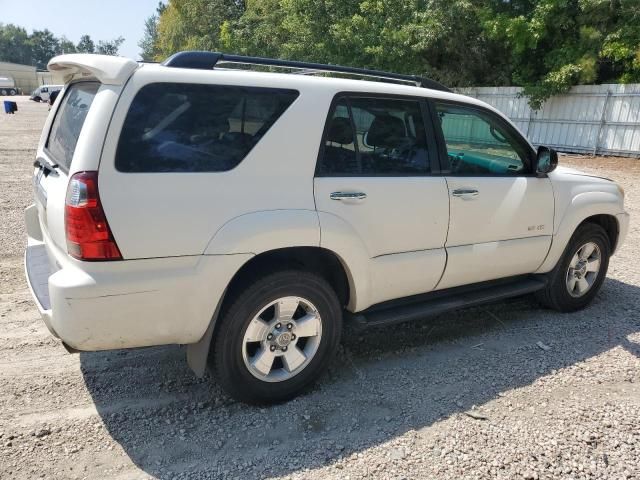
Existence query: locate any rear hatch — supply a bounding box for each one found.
[34,82,100,255]
[33,54,138,261]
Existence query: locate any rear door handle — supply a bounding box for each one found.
[451,188,479,197]
[330,191,367,201]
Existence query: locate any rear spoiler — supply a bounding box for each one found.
[47,54,138,85]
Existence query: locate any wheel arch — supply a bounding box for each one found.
[536,205,621,274]
[580,214,619,252]
[187,246,354,377]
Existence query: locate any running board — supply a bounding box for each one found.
[350,276,547,328]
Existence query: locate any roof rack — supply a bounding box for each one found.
[161,51,452,93]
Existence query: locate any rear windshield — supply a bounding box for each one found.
[46,82,100,171]
[115,83,299,173]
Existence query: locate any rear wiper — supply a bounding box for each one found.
[33,158,59,177]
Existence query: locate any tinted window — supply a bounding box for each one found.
[318,96,429,176]
[435,103,530,175]
[115,83,299,172]
[47,82,100,170]
[319,99,358,174]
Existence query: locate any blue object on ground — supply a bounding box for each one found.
[3,101,18,114]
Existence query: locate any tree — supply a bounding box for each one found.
[151,0,640,108]
[156,0,244,58]
[58,36,77,54]
[139,2,166,61]
[482,0,640,107]
[97,36,125,55]
[29,29,59,69]
[76,34,95,53]
[0,23,32,64]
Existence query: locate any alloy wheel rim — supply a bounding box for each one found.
[242,296,322,382]
[566,242,601,298]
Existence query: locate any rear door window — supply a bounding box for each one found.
[317,96,429,176]
[46,82,100,171]
[115,83,299,172]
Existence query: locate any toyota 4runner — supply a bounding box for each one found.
[25,52,630,404]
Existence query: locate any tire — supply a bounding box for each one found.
[536,223,610,312]
[211,270,342,404]
[0,89,6,96]
[9,89,16,96]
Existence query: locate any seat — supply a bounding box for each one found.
[322,117,359,174]
[366,114,406,149]
[363,114,427,173]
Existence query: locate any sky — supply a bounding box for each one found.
[0,0,161,60]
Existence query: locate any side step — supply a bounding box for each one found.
[350,275,547,328]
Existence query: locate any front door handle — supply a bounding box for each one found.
[451,188,479,197]
[330,191,367,201]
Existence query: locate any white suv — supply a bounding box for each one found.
[25,52,630,403]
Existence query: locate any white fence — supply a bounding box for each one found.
[458,84,640,158]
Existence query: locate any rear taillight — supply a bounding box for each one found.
[65,171,122,261]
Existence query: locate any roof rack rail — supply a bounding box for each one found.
[161,51,452,93]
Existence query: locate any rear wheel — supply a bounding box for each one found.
[537,223,610,312]
[8,89,16,96]
[211,270,342,404]
[0,89,7,96]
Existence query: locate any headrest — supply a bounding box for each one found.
[366,115,405,149]
[326,117,354,145]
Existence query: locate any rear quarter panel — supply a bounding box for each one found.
[98,67,332,259]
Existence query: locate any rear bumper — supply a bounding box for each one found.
[24,242,56,336]
[24,205,252,351]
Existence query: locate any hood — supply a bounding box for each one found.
[553,165,613,182]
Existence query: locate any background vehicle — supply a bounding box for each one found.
[0,75,18,96]
[25,53,629,404]
[29,84,63,102]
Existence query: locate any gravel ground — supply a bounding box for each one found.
[0,96,638,480]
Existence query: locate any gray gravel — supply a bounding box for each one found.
[0,96,639,479]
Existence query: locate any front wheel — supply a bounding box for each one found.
[211,270,342,404]
[537,223,610,312]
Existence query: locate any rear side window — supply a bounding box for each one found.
[115,83,299,172]
[317,96,429,176]
[47,82,100,171]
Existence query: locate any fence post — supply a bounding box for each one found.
[526,107,534,137]
[593,90,612,156]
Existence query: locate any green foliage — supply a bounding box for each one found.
[483,0,640,107]
[58,36,77,54]
[97,37,125,56]
[29,30,59,69]
[0,24,32,65]
[147,0,640,108]
[76,35,96,53]
[139,4,166,61]
[0,26,124,69]
[156,0,243,59]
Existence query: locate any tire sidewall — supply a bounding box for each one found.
[214,271,342,403]
[551,225,610,310]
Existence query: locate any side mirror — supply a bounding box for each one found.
[535,146,558,176]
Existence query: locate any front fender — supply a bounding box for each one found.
[536,191,624,273]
